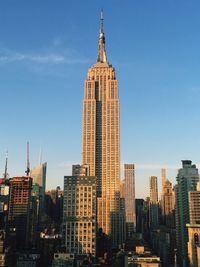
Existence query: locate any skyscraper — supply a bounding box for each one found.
[82,12,120,245]
[149,176,159,229]
[161,179,175,227]
[30,162,47,221]
[124,164,136,237]
[161,168,166,190]
[175,160,199,267]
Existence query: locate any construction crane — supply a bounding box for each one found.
[3,150,8,180]
[25,142,30,176]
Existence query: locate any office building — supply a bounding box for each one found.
[30,163,47,211]
[124,164,136,237]
[175,160,199,267]
[187,224,200,267]
[63,175,97,257]
[82,12,121,245]
[187,181,200,267]
[189,181,200,225]
[149,176,159,228]
[120,179,126,244]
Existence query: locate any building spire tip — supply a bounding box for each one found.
[100,9,104,33]
[97,9,107,63]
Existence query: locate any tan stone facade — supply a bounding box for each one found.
[82,14,121,245]
[187,224,200,267]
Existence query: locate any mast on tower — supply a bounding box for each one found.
[97,10,107,63]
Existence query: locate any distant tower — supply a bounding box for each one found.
[124,164,136,237]
[161,179,175,227]
[175,160,199,267]
[149,176,159,228]
[30,162,47,219]
[82,11,121,245]
[161,168,166,190]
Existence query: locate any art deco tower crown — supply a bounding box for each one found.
[82,12,121,245]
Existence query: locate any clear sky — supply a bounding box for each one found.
[1,0,200,198]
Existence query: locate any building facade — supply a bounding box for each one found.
[30,163,47,205]
[187,181,200,267]
[7,176,32,249]
[187,224,200,267]
[175,160,199,267]
[161,179,175,227]
[82,12,120,245]
[63,175,97,257]
[124,164,136,237]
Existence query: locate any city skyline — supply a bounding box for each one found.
[1,1,200,198]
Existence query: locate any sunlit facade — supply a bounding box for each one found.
[82,13,120,245]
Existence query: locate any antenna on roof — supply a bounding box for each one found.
[100,8,104,33]
[25,142,30,176]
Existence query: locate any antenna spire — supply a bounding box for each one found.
[100,9,104,33]
[97,10,107,63]
[25,142,30,176]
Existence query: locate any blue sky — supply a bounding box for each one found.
[1,0,200,197]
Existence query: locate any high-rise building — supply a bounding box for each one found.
[7,176,32,249]
[149,176,159,229]
[161,168,166,190]
[0,179,9,230]
[187,224,200,267]
[124,164,136,237]
[161,179,175,227]
[120,179,126,244]
[175,160,199,267]
[135,199,144,233]
[82,12,120,245]
[30,162,47,201]
[63,174,97,257]
[188,181,200,225]
[187,181,200,267]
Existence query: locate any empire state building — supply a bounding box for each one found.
[82,12,121,245]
